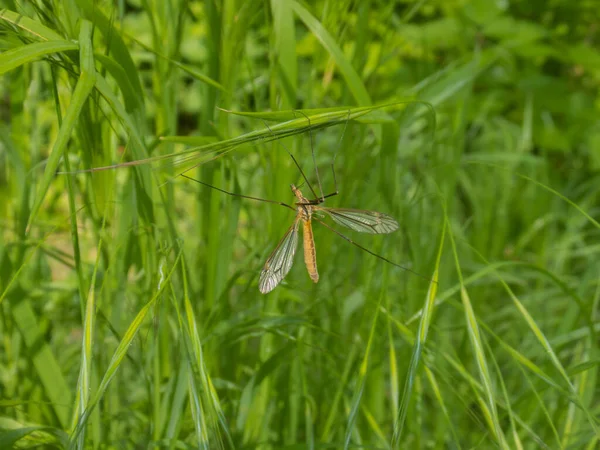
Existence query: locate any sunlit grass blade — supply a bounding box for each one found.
[519,364,561,448]
[69,250,182,445]
[178,259,234,448]
[320,344,358,442]
[423,366,462,448]
[343,285,386,450]
[0,8,64,41]
[28,21,96,228]
[75,0,144,101]
[71,238,101,448]
[58,102,429,179]
[271,0,297,107]
[446,213,509,448]
[384,304,554,446]
[290,1,371,104]
[0,423,69,448]
[0,40,78,75]
[392,219,445,446]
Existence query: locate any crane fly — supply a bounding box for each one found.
[256,184,399,293]
[179,111,422,293]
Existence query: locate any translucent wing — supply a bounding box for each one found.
[259,218,300,293]
[315,207,399,234]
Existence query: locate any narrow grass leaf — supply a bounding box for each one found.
[487,340,524,450]
[93,53,144,114]
[187,362,210,449]
[468,247,600,438]
[271,0,297,106]
[392,220,445,446]
[60,102,421,176]
[459,286,508,448]
[0,40,77,75]
[320,344,358,442]
[361,405,388,447]
[387,320,399,418]
[119,31,227,93]
[75,0,144,100]
[423,367,462,448]
[10,300,72,428]
[0,426,69,448]
[411,51,497,107]
[28,21,96,228]
[519,365,562,448]
[69,250,182,445]
[71,238,102,448]
[291,1,371,105]
[181,259,234,448]
[386,305,553,447]
[444,192,509,447]
[159,136,218,145]
[0,9,64,41]
[465,162,600,230]
[343,293,384,449]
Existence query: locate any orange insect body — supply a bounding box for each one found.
[302,220,319,283]
[292,184,319,284]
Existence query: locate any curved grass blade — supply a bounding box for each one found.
[0,8,64,41]
[467,246,600,439]
[171,258,234,449]
[271,0,297,107]
[290,1,371,105]
[446,225,510,448]
[0,425,69,449]
[59,102,431,176]
[28,21,96,228]
[75,0,144,101]
[124,33,227,93]
[71,237,102,448]
[0,40,78,75]
[69,250,182,446]
[392,219,446,446]
[343,287,382,450]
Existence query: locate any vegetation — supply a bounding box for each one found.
[1,0,599,448]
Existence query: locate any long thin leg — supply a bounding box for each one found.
[314,218,436,283]
[180,174,296,211]
[300,110,352,205]
[295,109,352,204]
[296,191,339,207]
[294,110,325,202]
[261,119,320,201]
[328,109,351,198]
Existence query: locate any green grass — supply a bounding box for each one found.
[1,1,600,448]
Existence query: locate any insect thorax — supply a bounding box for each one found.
[297,203,312,221]
[290,184,313,221]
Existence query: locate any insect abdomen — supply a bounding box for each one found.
[302,219,319,283]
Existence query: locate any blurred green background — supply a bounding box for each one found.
[1,0,599,448]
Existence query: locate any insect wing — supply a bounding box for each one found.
[259,219,300,293]
[316,207,399,234]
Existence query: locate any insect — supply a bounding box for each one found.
[259,184,399,293]
[181,112,414,294]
